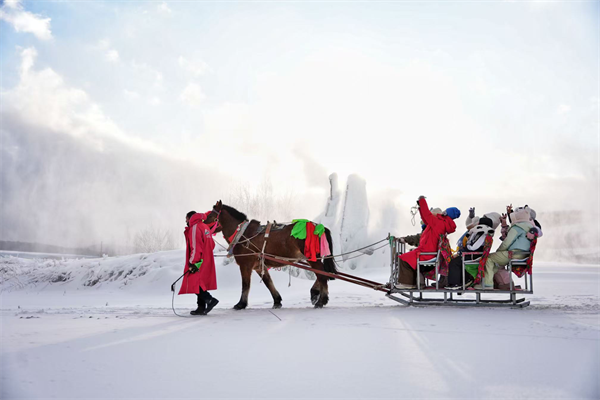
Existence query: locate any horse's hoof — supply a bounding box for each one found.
[321,296,329,306]
[233,303,247,310]
[272,303,282,309]
[314,303,324,309]
[311,294,320,305]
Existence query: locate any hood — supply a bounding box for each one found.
[189,213,206,227]
[441,214,457,234]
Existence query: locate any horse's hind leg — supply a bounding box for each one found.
[310,280,321,305]
[255,268,282,309]
[308,260,329,308]
[234,264,253,310]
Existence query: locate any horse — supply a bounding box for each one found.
[204,200,337,309]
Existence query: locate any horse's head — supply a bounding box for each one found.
[204,200,223,233]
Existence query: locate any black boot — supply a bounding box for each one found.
[204,298,219,315]
[190,300,206,316]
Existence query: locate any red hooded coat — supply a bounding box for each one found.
[400,198,457,270]
[179,213,217,294]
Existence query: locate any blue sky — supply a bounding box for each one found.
[0,0,598,247]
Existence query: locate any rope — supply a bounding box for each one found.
[410,206,418,227]
[171,286,193,318]
[333,243,389,261]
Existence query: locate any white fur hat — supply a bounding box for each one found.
[466,216,480,230]
[512,207,531,224]
[430,208,442,215]
[483,212,501,230]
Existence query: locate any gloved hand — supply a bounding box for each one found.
[526,228,538,240]
[399,237,406,244]
[468,207,475,219]
[188,259,203,274]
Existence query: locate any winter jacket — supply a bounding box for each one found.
[400,198,457,269]
[497,222,533,253]
[179,213,217,295]
[403,233,421,247]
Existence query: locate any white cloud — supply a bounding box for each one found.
[96,39,120,63]
[106,49,120,63]
[123,89,141,100]
[178,56,210,77]
[0,0,52,40]
[3,0,21,10]
[558,104,572,114]
[131,61,163,88]
[179,82,206,106]
[6,46,165,155]
[157,2,172,15]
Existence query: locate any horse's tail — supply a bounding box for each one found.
[323,228,337,280]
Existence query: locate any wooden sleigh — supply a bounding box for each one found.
[386,235,536,308]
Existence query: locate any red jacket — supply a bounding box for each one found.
[400,198,456,270]
[179,213,217,294]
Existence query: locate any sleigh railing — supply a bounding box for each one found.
[386,235,535,308]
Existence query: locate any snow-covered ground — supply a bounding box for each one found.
[1,250,598,399]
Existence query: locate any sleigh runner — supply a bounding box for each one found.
[386,235,535,308]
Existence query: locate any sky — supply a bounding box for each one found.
[0,0,598,252]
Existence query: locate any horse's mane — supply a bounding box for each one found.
[222,204,248,221]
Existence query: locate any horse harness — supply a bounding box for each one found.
[225,217,287,259]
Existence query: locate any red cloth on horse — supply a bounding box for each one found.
[179,213,217,295]
[400,198,457,270]
[305,222,320,262]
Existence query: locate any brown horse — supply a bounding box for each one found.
[204,200,337,309]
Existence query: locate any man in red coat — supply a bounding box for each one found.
[179,211,219,315]
[396,196,460,289]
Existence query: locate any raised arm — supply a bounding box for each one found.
[418,196,435,227]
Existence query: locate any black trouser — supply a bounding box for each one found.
[447,255,476,286]
[197,287,214,308]
[398,260,434,285]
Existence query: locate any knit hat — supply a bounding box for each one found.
[526,207,536,220]
[478,216,493,228]
[430,207,443,215]
[445,207,461,220]
[483,212,501,230]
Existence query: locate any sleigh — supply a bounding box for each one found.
[386,235,535,308]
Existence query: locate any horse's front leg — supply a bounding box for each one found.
[255,268,283,309]
[234,263,253,310]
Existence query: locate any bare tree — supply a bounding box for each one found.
[133,225,176,253]
[226,177,298,222]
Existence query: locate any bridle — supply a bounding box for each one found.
[206,207,222,236]
[208,205,250,245]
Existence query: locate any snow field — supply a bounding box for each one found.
[1,251,598,399]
